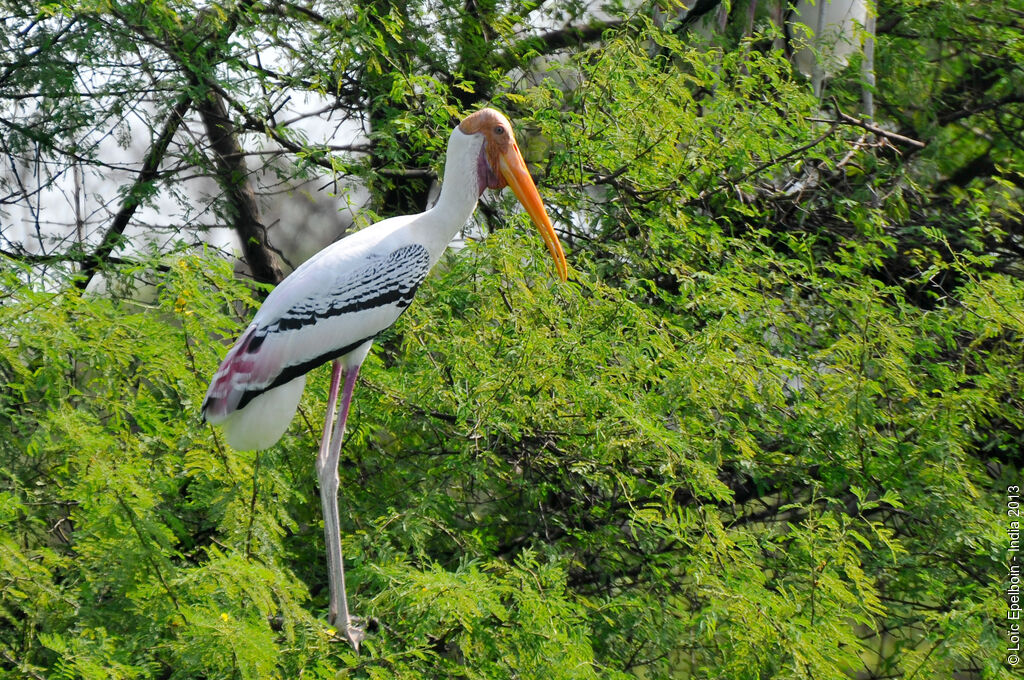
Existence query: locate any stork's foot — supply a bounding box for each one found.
[342,619,366,652]
[329,614,368,652]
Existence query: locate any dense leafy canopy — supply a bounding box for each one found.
[1,0,1022,678]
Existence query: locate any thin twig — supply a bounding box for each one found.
[808,111,926,148]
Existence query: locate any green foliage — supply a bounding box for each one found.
[2,1,1023,678]
[0,256,338,678]
[2,221,1019,677]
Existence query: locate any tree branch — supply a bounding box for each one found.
[2,247,171,274]
[176,3,284,286]
[491,18,636,72]
[193,86,284,285]
[808,109,926,148]
[76,93,192,290]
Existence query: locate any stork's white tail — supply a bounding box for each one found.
[201,322,308,450]
[212,376,306,451]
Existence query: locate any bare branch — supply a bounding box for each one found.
[1,246,171,274]
[808,109,926,148]
[76,94,192,290]
[194,87,284,285]
[492,17,637,71]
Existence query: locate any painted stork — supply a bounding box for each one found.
[200,108,568,650]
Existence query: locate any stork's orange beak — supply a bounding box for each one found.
[498,146,568,282]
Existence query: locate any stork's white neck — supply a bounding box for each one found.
[418,127,484,260]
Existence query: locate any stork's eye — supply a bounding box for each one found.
[494,125,505,136]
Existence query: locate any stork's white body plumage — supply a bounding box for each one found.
[202,123,489,449]
[200,108,567,651]
[204,215,441,449]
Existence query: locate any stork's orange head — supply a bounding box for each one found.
[459,108,567,281]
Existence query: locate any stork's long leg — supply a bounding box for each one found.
[316,360,365,651]
[319,361,343,456]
